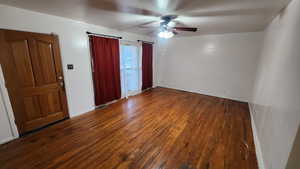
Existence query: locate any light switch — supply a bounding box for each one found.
[67,64,74,70]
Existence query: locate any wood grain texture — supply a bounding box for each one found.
[0,87,258,169]
[0,29,69,134]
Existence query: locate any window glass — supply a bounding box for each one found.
[120,44,140,96]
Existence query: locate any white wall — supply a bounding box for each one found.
[157,32,263,102]
[286,127,300,169]
[250,0,300,169]
[0,4,153,117]
[0,4,154,141]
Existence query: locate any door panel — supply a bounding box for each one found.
[39,91,62,115]
[0,29,69,134]
[49,92,62,113]
[11,40,35,87]
[24,96,43,120]
[34,40,57,85]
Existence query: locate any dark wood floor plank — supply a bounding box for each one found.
[0,87,258,169]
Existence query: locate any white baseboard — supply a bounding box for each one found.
[0,135,17,145]
[157,84,248,102]
[70,106,95,118]
[249,103,266,169]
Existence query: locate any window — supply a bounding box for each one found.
[120,43,141,97]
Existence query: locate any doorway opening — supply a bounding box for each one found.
[120,43,141,98]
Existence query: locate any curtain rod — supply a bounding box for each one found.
[137,40,154,44]
[86,31,122,39]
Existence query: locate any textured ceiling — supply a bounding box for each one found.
[0,0,291,36]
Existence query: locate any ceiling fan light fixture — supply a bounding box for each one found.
[158,30,174,39]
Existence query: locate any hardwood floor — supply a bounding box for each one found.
[0,87,258,169]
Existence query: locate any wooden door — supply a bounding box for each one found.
[0,29,69,134]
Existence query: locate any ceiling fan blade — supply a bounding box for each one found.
[137,21,160,28]
[172,30,179,35]
[173,0,194,11]
[147,29,159,36]
[173,20,187,27]
[172,27,198,32]
[182,8,270,17]
[118,21,157,31]
[88,0,162,16]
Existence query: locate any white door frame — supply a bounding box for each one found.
[120,40,142,98]
[0,64,19,143]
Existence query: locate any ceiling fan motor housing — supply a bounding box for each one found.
[161,15,178,25]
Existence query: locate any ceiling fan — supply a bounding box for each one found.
[157,15,198,39]
[88,0,198,38]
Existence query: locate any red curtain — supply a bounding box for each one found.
[90,36,121,106]
[142,42,153,90]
